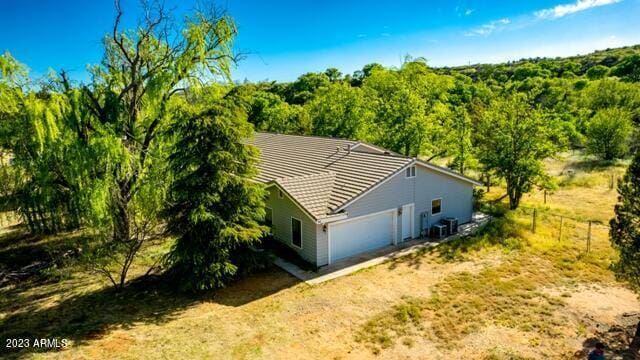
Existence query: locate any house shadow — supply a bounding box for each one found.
[0,267,299,358]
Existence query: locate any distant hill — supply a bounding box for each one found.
[438,45,640,82]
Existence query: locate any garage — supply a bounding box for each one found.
[328,210,396,263]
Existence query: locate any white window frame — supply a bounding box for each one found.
[405,165,416,178]
[431,198,442,216]
[291,217,303,249]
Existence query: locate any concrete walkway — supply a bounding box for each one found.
[274,212,491,285]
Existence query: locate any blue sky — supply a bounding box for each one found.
[1,0,639,82]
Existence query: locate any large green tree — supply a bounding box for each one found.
[306,83,373,139]
[586,108,633,160]
[610,150,640,357]
[67,0,238,287]
[477,94,562,209]
[610,149,640,288]
[164,98,267,291]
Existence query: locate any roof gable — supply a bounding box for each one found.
[248,132,479,219]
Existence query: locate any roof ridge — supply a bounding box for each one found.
[347,150,412,160]
[255,131,358,144]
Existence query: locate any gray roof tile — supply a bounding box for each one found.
[247,133,412,219]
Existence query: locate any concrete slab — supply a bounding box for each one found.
[273,212,491,285]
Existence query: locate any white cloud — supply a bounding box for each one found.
[465,18,511,37]
[535,0,622,19]
[465,9,474,16]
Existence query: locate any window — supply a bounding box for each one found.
[291,218,302,248]
[431,198,442,215]
[264,207,273,227]
[405,165,416,178]
[278,190,284,199]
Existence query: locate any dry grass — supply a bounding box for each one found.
[1,153,638,359]
[355,296,426,353]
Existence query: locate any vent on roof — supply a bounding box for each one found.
[347,144,352,154]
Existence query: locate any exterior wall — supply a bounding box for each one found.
[343,169,415,241]
[413,165,474,237]
[314,170,414,266]
[316,164,474,266]
[265,187,318,265]
[315,224,329,266]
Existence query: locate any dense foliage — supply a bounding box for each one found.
[0,2,263,289]
[476,94,562,209]
[610,149,640,289]
[164,95,268,291]
[1,0,639,292]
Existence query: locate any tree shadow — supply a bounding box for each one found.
[573,337,630,359]
[0,224,36,251]
[386,246,430,271]
[563,158,627,173]
[0,230,90,271]
[0,268,299,358]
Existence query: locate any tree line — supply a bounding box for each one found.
[1,1,639,291]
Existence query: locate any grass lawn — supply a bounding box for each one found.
[1,153,639,359]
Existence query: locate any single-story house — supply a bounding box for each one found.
[247,132,481,267]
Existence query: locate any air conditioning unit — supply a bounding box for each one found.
[431,224,448,239]
[442,217,459,235]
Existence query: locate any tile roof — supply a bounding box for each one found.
[247,133,412,219]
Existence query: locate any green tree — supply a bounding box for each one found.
[610,149,640,288]
[586,65,609,80]
[164,99,267,291]
[324,67,342,82]
[284,72,330,104]
[586,108,633,160]
[306,83,373,139]
[609,150,640,356]
[69,1,237,288]
[363,68,430,156]
[512,63,551,81]
[363,62,454,158]
[477,94,562,209]
[611,54,640,82]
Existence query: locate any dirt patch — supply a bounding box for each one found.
[563,285,640,326]
[455,325,541,359]
[543,285,640,358]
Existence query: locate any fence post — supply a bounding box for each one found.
[544,190,547,204]
[532,209,537,234]
[587,221,592,253]
[558,216,564,241]
[610,173,615,190]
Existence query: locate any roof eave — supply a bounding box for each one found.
[414,160,483,186]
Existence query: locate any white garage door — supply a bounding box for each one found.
[329,210,395,263]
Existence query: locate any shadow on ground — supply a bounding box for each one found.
[0,268,299,359]
[386,215,514,271]
[563,158,628,173]
[0,224,93,273]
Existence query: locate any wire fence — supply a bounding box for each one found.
[516,206,610,253]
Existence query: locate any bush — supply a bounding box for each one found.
[586,108,633,160]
